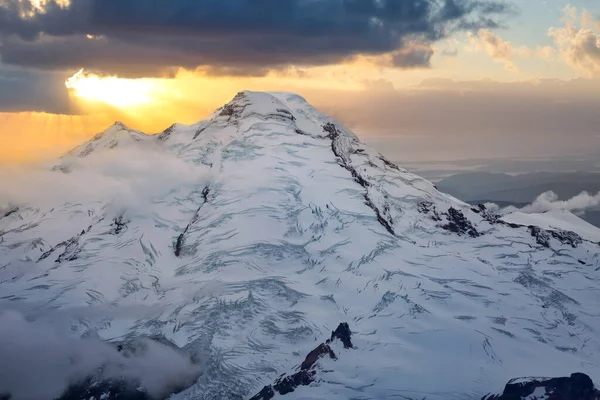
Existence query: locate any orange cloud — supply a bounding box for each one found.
[466,29,532,71]
[549,6,600,77]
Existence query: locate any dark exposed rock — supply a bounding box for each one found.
[482,212,501,225]
[418,201,442,222]
[330,322,353,349]
[550,230,583,248]
[157,124,177,141]
[294,128,308,136]
[442,207,480,238]
[55,237,80,263]
[497,220,522,229]
[249,323,353,400]
[2,207,19,218]
[219,103,236,117]
[529,226,551,248]
[322,122,338,138]
[528,226,583,249]
[324,123,394,236]
[483,372,600,400]
[276,108,296,121]
[218,92,249,122]
[175,186,211,257]
[174,232,186,257]
[378,155,400,171]
[111,215,128,235]
[364,195,395,236]
[193,126,206,140]
[38,226,90,263]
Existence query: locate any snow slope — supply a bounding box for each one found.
[1,91,600,400]
[502,209,600,243]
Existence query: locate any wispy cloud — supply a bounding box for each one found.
[466,29,532,71]
[0,144,210,215]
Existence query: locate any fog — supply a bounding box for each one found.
[0,309,202,400]
[0,144,210,216]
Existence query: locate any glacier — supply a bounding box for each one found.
[1,91,600,400]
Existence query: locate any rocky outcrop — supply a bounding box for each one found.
[550,229,583,248]
[528,226,583,249]
[157,124,178,141]
[175,186,211,257]
[249,323,353,400]
[38,225,92,263]
[418,201,442,221]
[483,373,600,400]
[325,122,395,236]
[529,225,552,248]
[442,207,480,238]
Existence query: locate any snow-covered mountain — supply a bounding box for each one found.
[1,91,600,400]
[67,121,151,157]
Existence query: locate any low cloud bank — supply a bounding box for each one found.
[486,190,600,216]
[0,309,201,400]
[0,144,210,216]
[521,191,600,214]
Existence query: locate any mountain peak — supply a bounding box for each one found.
[214,91,302,123]
[112,120,128,129]
[63,120,150,158]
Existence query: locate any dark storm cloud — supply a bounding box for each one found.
[0,0,515,77]
[391,46,435,68]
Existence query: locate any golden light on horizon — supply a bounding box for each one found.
[6,0,71,18]
[65,69,160,108]
[0,66,373,163]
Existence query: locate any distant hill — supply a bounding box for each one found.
[438,171,600,202]
[439,171,600,227]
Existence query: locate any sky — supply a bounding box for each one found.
[0,0,599,164]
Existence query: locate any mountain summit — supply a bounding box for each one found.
[1,91,600,400]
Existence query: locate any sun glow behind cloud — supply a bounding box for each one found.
[65,69,161,108]
[0,0,71,19]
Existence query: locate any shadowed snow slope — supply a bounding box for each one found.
[1,91,600,400]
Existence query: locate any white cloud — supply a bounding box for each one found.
[466,29,532,71]
[536,46,557,60]
[0,145,211,216]
[549,5,600,77]
[489,191,600,217]
[0,309,202,400]
[521,190,600,214]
